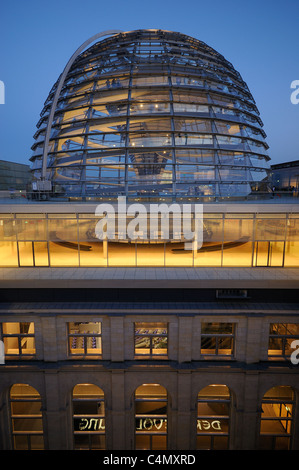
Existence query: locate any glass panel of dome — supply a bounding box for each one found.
[88,104,127,118]
[173,103,209,114]
[129,117,172,132]
[219,168,247,181]
[171,91,208,104]
[92,90,129,106]
[174,119,212,133]
[130,90,170,102]
[130,102,170,114]
[222,183,251,197]
[175,149,215,164]
[132,76,169,86]
[95,76,130,91]
[210,94,235,107]
[129,133,172,147]
[244,126,264,141]
[212,106,239,118]
[171,76,204,87]
[128,164,173,180]
[87,133,126,149]
[175,183,216,198]
[249,155,270,169]
[215,122,242,136]
[176,165,215,182]
[218,152,246,166]
[175,134,213,146]
[250,169,268,182]
[216,135,243,148]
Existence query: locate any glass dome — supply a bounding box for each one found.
[30,29,271,201]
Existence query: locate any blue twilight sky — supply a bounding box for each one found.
[0,0,298,167]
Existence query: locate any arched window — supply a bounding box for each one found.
[72,383,105,450]
[259,385,295,450]
[135,383,167,450]
[10,384,44,450]
[197,384,230,450]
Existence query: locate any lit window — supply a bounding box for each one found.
[259,386,294,450]
[73,384,105,450]
[1,322,35,357]
[10,384,44,450]
[197,384,230,450]
[135,384,167,450]
[68,322,102,356]
[134,323,167,357]
[200,323,235,356]
[268,324,299,359]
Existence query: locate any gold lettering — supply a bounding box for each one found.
[98,418,105,430]
[143,418,153,430]
[211,420,221,430]
[88,418,99,430]
[153,419,164,430]
[79,418,88,430]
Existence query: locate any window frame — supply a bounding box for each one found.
[259,386,295,450]
[268,323,299,359]
[67,321,102,357]
[196,385,231,450]
[200,322,235,357]
[0,322,36,358]
[72,384,106,450]
[134,322,168,358]
[9,384,44,450]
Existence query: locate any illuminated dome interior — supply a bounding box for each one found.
[30,29,271,201]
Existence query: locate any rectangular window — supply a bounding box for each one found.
[134,323,168,357]
[1,322,36,356]
[201,323,235,356]
[68,322,102,356]
[268,324,299,359]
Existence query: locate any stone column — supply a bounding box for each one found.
[110,317,124,362]
[111,370,126,449]
[240,371,260,449]
[43,370,66,449]
[176,371,193,449]
[178,316,193,363]
[245,317,264,364]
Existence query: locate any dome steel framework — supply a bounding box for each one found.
[30,29,271,201]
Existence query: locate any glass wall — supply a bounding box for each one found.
[1,322,35,357]
[72,384,105,450]
[197,384,231,450]
[259,386,294,450]
[10,384,44,450]
[0,211,298,267]
[135,384,168,450]
[268,324,299,360]
[134,323,168,358]
[200,323,235,357]
[68,322,102,356]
